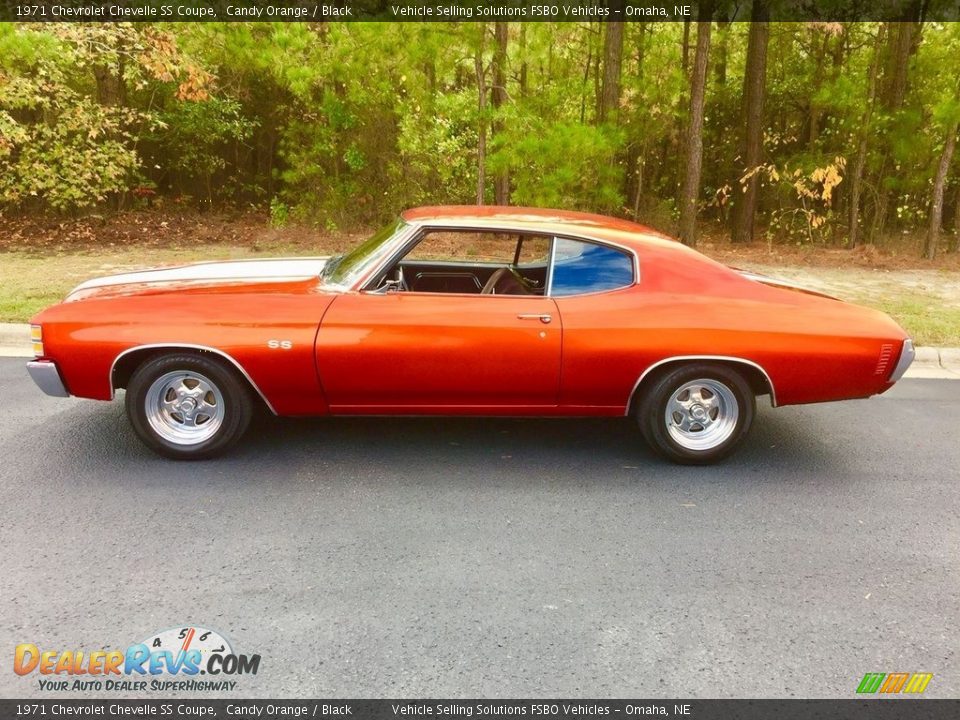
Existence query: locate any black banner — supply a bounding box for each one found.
[2,0,960,23]
[1,700,960,720]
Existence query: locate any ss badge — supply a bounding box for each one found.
[267,340,293,350]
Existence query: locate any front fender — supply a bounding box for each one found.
[32,291,336,416]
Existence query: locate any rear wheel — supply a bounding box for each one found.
[637,364,755,465]
[126,354,253,460]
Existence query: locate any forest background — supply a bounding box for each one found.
[2,17,959,252]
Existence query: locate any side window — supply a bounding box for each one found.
[516,236,551,266]
[550,238,635,297]
[405,231,517,263]
[386,230,553,295]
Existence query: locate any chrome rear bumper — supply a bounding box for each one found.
[27,360,70,397]
[889,339,915,382]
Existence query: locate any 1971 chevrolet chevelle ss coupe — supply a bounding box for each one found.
[27,206,915,464]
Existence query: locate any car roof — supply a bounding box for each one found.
[399,205,684,254]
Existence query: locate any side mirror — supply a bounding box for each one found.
[367,278,402,295]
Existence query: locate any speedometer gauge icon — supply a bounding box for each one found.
[140,626,233,671]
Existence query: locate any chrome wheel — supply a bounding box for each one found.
[144,370,224,446]
[664,378,739,451]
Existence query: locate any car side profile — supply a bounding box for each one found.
[27,206,914,464]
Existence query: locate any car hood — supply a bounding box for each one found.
[65,257,331,300]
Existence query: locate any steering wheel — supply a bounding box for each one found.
[481,266,533,295]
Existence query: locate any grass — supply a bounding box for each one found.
[734,263,960,347]
[841,296,960,347]
[3,243,960,347]
[0,241,313,324]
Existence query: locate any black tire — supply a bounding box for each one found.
[636,363,755,465]
[125,353,253,460]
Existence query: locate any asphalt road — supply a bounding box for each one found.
[0,356,956,699]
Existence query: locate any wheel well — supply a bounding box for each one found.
[627,358,775,416]
[112,348,162,392]
[111,346,274,414]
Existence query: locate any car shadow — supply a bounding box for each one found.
[22,400,849,487]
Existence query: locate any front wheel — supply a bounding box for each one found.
[125,354,253,460]
[636,364,755,465]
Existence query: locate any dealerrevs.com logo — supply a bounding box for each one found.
[14,626,260,692]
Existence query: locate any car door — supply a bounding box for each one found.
[317,228,562,412]
[315,292,561,412]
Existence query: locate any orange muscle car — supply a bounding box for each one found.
[27,207,914,464]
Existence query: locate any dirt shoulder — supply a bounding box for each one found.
[0,209,365,255]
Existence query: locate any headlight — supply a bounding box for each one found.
[30,325,44,357]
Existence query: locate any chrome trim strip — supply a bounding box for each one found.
[545,236,558,297]
[625,355,777,416]
[888,339,915,382]
[109,343,278,415]
[737,270,839,300]
[69,258,331,297]
[27,361,70,398]
[348,222,419,292]
[546,235,637,298]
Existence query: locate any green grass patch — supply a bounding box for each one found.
[848,296,960,347]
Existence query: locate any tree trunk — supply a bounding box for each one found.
[635,21,647,78]
[492,22,510,205]
[952,182,960,253]
[713,20,729,87]
[632,139,646,219]
[94,64,126,107]
[807,32,829,147]
[678,19,712,248]
[626,23,649,216]
[593,27,603,122]
[884,19,915,110]
[599,22,624,123]
[731,1,769,244]
[681,20,691,76]
[94,53,127,210]
[869,15,922,242]
[475,26,488,206]
[518,23,528,98]
[848,25,884,249]
[579,29,593,124]
[926,120,958,260]
[93,36,126,109]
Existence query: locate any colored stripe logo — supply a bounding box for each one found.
[857,673,933,694]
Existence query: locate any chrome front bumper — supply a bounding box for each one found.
[889,339,915,382]
[27,360,70,397]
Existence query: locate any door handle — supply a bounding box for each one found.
[517,313,552,324]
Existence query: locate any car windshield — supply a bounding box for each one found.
[322,218,407,288]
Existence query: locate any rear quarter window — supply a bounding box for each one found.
[550,238,635,297]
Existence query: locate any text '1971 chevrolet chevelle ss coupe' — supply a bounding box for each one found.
[27,206,915,464]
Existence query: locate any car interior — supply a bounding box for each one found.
[377,231,551,295]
